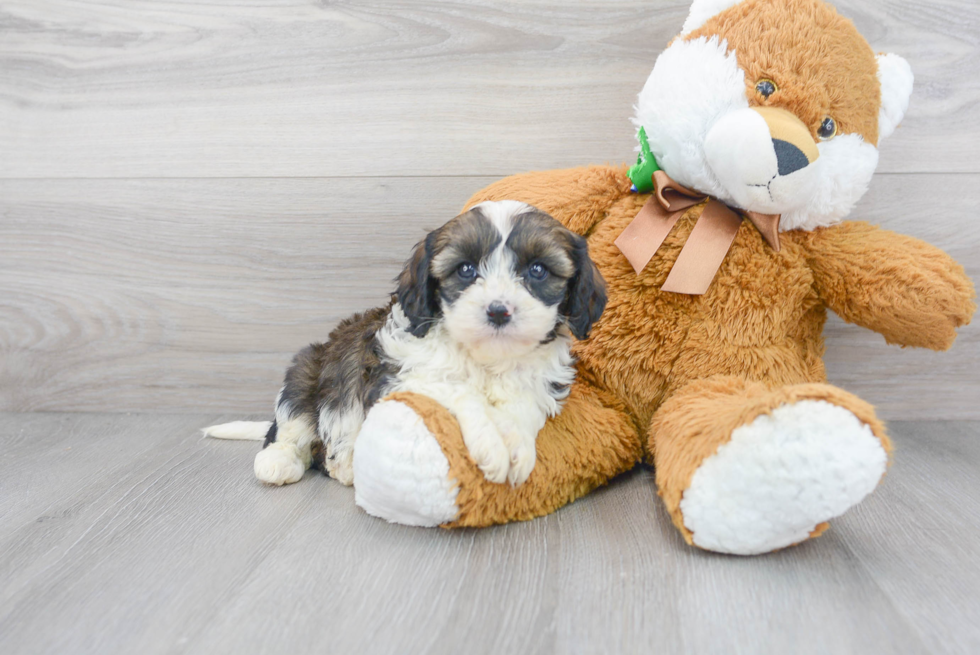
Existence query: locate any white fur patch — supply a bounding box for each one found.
[472,199,526,240]
[681,0,744,36]
[201,420,271,441]
[253,415,316,485]
[876,53,914,141]
[704,107,819,214]
[254,442,307,486]
[679,400,887,555]
[353,399,459,527]
[778,134,879,231]
[634,36,748,200]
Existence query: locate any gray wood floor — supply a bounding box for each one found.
[0,413,978,655]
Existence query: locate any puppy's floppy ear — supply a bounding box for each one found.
[560,233,607,340]
[396,229,441,337]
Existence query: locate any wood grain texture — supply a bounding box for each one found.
[0,412,978,654]
[1,0,978,178]
[0,175,494,413]
[1,173,976,417]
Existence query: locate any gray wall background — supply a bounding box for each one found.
[1,0,977,418]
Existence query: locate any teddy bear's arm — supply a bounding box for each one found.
[464,165,631,235]
[354,382,644,528]
[805,221,976,350]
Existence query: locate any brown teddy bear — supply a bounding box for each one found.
[351,0,976,554]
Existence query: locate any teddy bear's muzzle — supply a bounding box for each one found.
[704,106,820,215]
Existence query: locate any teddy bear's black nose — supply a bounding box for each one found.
[773,138,811,176]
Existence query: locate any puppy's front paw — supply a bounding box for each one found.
[493,416,537,487]
[463,423,510,485]
[507,438,536,487]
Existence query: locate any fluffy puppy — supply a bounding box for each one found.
[204,200,607,488]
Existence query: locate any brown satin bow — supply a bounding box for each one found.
[614,170,781,295]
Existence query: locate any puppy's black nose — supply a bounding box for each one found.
[486,303,511,327]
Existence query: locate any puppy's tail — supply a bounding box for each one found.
[202,420,273,441]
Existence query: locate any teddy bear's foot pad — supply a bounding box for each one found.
[353,399,460,527]
[679,400,887,555]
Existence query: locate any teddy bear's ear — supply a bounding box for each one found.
[876,53,914,142]
[680,0,744,36]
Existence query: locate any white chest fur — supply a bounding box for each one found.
[376,304,576,486]
[378,304,574,418]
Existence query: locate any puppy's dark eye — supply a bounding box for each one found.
[817,116,837,141]
[457,262,477,280]
[755,79,777,99]
[527,263,549,280]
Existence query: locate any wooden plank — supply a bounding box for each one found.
[0,175,495,413]
[3,413,976,654]
[187,470,927,655]
[0,412,183,529]
[1,0,978,179]
[835,421,980,654]
[1,173,976,417]
[544,471,928,655]
[0,412,324,654]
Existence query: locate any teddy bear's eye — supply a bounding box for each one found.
[817,116,837,140]
[755,79,777,99]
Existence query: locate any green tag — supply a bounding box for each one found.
[627,126,660,193]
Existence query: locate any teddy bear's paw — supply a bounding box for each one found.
[254,443,306,486]
[679,400,887,555]
[353,399,459,527]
